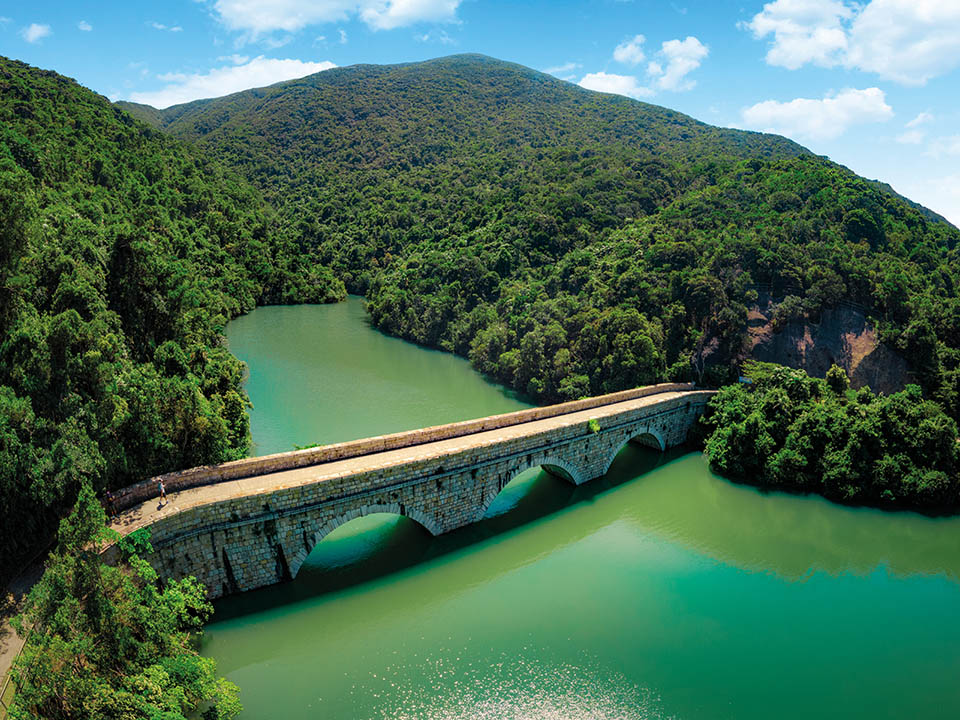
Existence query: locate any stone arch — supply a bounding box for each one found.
[476,454,584,520]
[600,427,666,477]
[288,502,439,579]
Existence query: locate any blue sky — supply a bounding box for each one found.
[2,1,959,225]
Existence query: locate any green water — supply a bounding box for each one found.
[225,297,529,455]
[216,302,960,720]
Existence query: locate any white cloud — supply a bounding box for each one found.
[578,71,653,100]
[648,36,708,91]
[151,22,183,32]
[613,35,646,65]
[128,56,336,108]
[544,62,581,75]
[20,23,51,43]
[905,112,933,128]
[362,0,460,30]
[895,129,924,145]
[744,0,852,69]
[895,113,934,144]
[210,0,460,35]
[846,0,960,85]
[77,20,92,32]
[544,62,582,81]
[741,87,893,141]
[744,0,960,85]
[0,17,11,27]
[415,28,455,44]
[339,28,348,43]
[582,34,707,99]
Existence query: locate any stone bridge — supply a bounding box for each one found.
[109,383,714,598]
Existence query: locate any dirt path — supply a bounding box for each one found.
[0,558,45,715]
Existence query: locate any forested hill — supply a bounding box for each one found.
[120,54,806,171]
[122,54,960,416]
[0,56,344,579]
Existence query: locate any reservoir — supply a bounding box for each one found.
[218,299,960,719]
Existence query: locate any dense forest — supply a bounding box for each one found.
[126,55,960,412]
[0,56,343,580]
[3,52,959,575]
[699,362,959,512]
[9,488,240,719]
[4,50,960,719]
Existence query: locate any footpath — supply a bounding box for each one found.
[0,558,44,718]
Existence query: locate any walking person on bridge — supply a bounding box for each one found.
[158,479,167,505]
[104,489,117,522]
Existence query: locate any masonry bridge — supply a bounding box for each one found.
[109,383,714,598]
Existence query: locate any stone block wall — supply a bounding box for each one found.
[137,391,713,598]
[113,383,695,511]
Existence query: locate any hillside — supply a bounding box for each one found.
[0,56,344,579]
[121,54,960,413]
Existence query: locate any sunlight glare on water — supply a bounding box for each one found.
[383,656,671,720]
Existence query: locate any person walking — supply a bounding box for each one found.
[158,479,167,505]
[105,489,118,522]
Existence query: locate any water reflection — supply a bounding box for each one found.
[214,445,960,627]
[214,301,960,720]
[205,448,960,720]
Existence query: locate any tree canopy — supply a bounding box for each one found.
[130,55,960,409]
[700,363,960,511]
[0,56,344,580]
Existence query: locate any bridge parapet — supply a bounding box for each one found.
[110,386,714,598]
[113,383,695,511]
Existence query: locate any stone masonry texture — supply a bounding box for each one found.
[107,384,714,598]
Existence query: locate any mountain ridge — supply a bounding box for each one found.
[114,53,960,415]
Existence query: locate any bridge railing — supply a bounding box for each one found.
[112,382,695,512]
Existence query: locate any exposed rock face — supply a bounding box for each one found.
[747,296,910,395]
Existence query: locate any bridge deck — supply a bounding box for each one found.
[110,390,697,538]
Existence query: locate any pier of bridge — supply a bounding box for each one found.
[108,383,714,598]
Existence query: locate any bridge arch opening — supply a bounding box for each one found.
[602,430,671,486]
[289,504,438,583]
[480,456,582,522]
[604,428,666,472]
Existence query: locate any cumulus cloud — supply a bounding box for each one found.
[578,72,653,100]
[210,0,460,36]
[78,20,92,32]
[584,33,707,99]
[745,0,960,85]
[741,87,893,141]
[362,0,460,31]
[20,23,51,43]
[128,56,336,108]
[744,0,852,69]
[613,35,646,65]
[648,36,708,90]
[151,22,183,32]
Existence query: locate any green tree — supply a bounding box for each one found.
[10,483,241,720]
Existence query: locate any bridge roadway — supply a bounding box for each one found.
[108,383,714,597]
